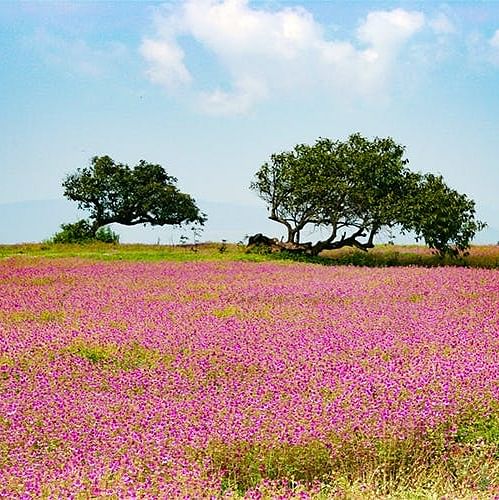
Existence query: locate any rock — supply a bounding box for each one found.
[247,233,278,246]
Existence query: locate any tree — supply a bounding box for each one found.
[63,156,206,236]
[405,173,485,256]
[250,134,484,256]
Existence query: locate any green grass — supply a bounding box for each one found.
[1,242,498,268]
[0,242,265,262]
[66,340,167,371]
[201,411,499,498]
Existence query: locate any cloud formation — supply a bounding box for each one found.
[141,38,191,87]
[141,0,426,114]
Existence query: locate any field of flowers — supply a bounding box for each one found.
[0,257,497,497]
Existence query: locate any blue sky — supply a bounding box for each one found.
[1,0,498,243]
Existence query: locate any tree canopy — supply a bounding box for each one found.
[63,156,206,235]
[251,134,484,256]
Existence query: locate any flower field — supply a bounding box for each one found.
[0,257,498,498]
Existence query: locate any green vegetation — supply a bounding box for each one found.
[66,341,165,371]
[0,242,260,262]
[0,247,497,497]
[0,242,498,268]
[62,155,205,238]
[251,134,485,256]
[0,309,66,324]
[49,220,120,244]
[456,413,499,446]
[203,412,498,498]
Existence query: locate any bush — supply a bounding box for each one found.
[51,220,94,243]
[51,220,119,244]
[95,226,120,244]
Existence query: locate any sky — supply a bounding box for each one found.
[1,0,498,244]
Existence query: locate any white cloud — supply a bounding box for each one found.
[140,38,191,87]
[141,0,426,114]
[182,0,321,60]
[357,8,424,48]
[199,76,268,115]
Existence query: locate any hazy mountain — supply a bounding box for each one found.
[0,200,83,244]
[0,199,497,245]
[0,199,284,245]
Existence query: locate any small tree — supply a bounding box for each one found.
[405,173,484,256]
[251,134,485,256]
[63,156,206,236]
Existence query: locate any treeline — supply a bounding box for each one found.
[53,134,485,257]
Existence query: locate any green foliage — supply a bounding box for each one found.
[70,343,113,364]
[201,418,499,497]
[405,173,486,257]
[456,413,499,445]
[51,219,94,243]
[50,220,119,244]
[62,155,206,236]
[251,134,485,256]
[95,226,120,244]
[206,440,332,493]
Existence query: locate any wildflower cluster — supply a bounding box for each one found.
[0,258,497,497]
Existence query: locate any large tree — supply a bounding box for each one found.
[251,134,484,256]
[63,156,206,235]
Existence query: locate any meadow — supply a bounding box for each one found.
[1,242,499,268]
[0,246,498,498]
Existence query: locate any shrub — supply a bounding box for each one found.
[51,219,119,244]
[95,226,120,244]
[51,219,94,243]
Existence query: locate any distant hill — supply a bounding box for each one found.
[0,199,497,245]
[0,200,83,244]
[0,199,285,245]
